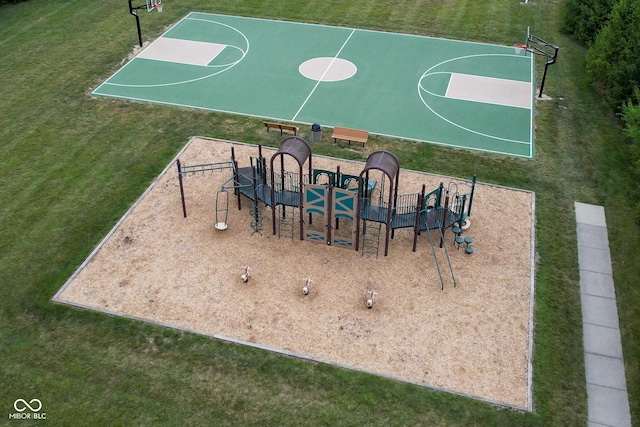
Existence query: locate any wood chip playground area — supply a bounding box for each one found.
[54,137,536,410]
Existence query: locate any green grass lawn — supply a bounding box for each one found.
[1,0,638,425]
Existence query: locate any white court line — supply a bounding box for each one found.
[93,16,249,90]
[529,54,535,158]
[187,12,516,51]
[291,29,356,122]
[95,12,534,158]
[418,53,534,150]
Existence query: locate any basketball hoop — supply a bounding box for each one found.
[513,43,527,55]
[130,0,164,47]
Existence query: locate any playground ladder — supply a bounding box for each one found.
[250,200,263,236]
[277,205,295,241]
[361,219,382,259]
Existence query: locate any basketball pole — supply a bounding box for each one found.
[526,32,559,98]
[128,0,147,47]
[129,0,162,47]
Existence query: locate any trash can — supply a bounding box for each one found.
[311,123,322,142]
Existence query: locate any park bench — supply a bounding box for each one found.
[263,121,300,136]
[331,126,368,147]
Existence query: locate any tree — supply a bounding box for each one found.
[622,94,640,141]
[586,0,640,108]
[621,88,640,217]
[563,0,617,45]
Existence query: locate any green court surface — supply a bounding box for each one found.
[93,13,535,158]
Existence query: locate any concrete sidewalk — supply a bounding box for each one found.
[575,202,631,427]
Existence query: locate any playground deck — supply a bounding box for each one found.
[235,166,464,233]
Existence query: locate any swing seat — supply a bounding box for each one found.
[215,189,229,231]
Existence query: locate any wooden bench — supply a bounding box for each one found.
[263,121,300,136]
[331,126,368,147]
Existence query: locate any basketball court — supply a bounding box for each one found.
[93,13,535,158]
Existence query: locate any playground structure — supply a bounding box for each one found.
[176,137,476,287]
[57,136,535,409]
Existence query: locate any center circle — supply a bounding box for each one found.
[299,57,357,82]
